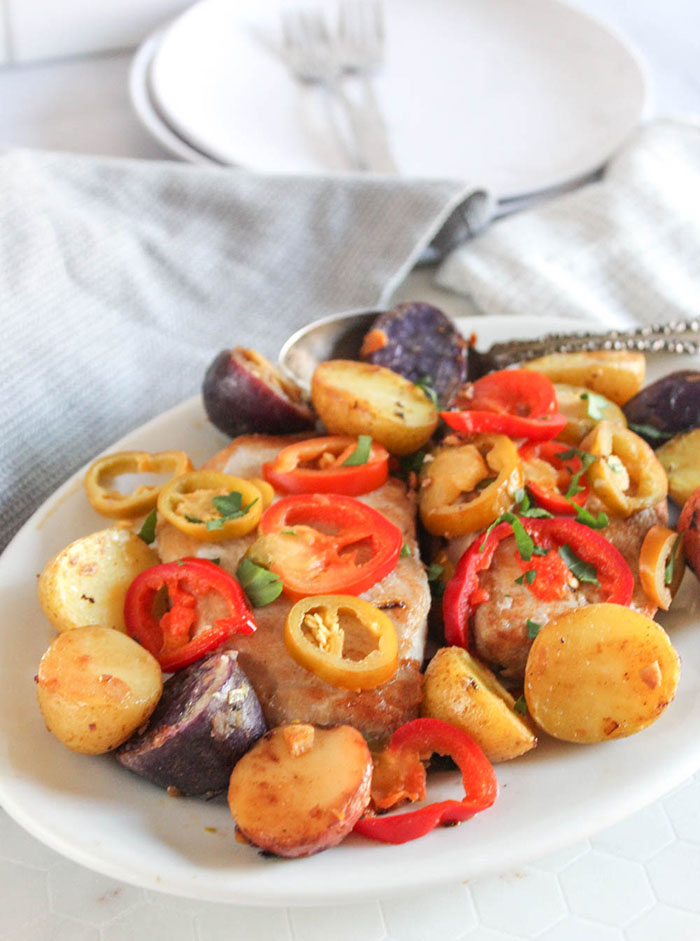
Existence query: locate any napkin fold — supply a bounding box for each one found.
[437,118,700,328]
[1,149,484,550]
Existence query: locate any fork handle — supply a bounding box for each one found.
[484,319,700,370]
[329,77,398,173]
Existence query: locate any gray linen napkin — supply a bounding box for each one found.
[436,119,700,328]
[1,148,481,550]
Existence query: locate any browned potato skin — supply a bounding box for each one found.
[38,528,159,634]
[525,351,645,405]
[311,360,438,455]
[657,429,700,506]
[422,647,537,762]
[36,626,163,754]
[678,486,700,579]
[524,604,680,743]
[228,725,372,857]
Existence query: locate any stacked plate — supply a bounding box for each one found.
[131,0,650,209]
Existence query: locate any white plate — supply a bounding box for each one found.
[149,0,649,198]
[129,28,221,167]
[1,315,699,906]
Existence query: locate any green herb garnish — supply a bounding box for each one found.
[185,513,204,523]
[558,543,600,586]
[526,619,542,639]
[628,423,675,443]
[207,491,259,530]
[281,530,297,536]
[342,435,373,466]
[513,695,528,715]
[235,557,283,607]
[664,535,682,586]
[137,508,157,544]
[400,542,412,558]
[414,377,439,407]
[515,570,537,586]
[427,562,444,582]
[399,449,428,479]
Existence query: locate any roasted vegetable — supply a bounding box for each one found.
[524,351,645,405]
[524,603,680,743]
[36,626,162,755]
[622,370,700,444]
[678,486,700,580]
[639,525,685,611]
[311,359,438,455]
[553,383,627,444]
[117,649,266,796]
[202,347,315,438]
[421,647,536,762]
[37,528,159,634]
[228,724,372,857]
[360,302,470,406]
[656,429,700,505]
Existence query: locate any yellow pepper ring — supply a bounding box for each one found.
[157,470,263,542]
[248,477,275,509]
[284,595,399,690]
[84,450,193,519]
[419,434,524,537]
[581,421,668,517]
[639,525,685,612]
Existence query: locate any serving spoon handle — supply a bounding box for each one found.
[483,318,700,371]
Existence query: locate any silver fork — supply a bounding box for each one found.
[281,6,396,173]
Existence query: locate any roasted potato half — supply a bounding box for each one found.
[524,603,680,743]
[36,625,162,754]
[422,647,536,762]
[37,527,159,634]
[554,383,627,445]
[311,359,438,455]
[228,724,372,857]
[656,429,700,506]
[525,351,645,405]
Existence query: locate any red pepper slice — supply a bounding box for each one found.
[441,369,567,441]
[258,493,403,598]
[443,517,634,648]
[354,718,498,844]
[518,440,590,514]
[124,558,256,672]
[262,435,389,496]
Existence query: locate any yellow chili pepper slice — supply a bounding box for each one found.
[639,525,685,611]
[580,421,668,517]
[284,595,399,690]
[419,434,524,537]
[84,450,193,519]
[157,470,263,542]
[248,477,275,509]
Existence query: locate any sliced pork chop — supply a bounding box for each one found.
[156,435,430,745]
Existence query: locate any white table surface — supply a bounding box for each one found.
[1,1,699,938]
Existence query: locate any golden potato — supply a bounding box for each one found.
[524,603,680,743]
[38,527,159,633]
[228,724,372,857]
[422,647,536,762]
[36,625,162,754]
[311,360,438,455]
[553,383,627,445]
[525,351,645,405]
[657,429,700,506]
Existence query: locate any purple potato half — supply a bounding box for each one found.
[623,370,700,446]
[116,649,266,796]
[203,347,315,438]
[359,302,470,407]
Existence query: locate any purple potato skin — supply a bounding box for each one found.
[360,302,470,407]
[116,649,267,797]
[623,370,700,446]
[203,348,315,438]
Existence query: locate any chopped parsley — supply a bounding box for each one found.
[515,570,537,586]
[580,391,610,421]
[342,435,373,466]
[558,543,600,586]
[137,508,157,544]
[235,557,283,607]
[513,695,528,715]
[207,491,259,531]
[400,542,412,558]
[414,376,439,407]
[628,423,675,443]
[526,619,542,639]
[664,535,682,586]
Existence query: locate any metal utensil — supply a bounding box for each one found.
[279,309,700,390]
[280,5,395,172]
